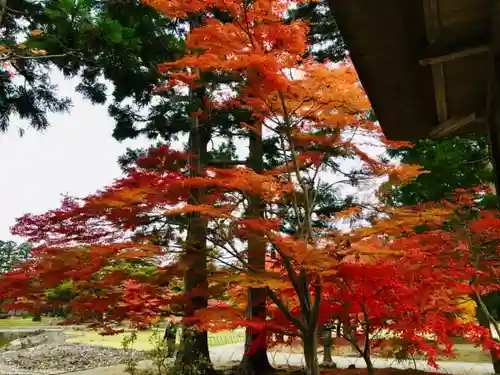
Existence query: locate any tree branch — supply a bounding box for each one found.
[266,286,305,332]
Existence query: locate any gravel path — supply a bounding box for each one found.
[0,342,144,375]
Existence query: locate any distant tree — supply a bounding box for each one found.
[0,240,31,318]
[0,240,31,274]
[385,134,493,206]
[287,0,346,63]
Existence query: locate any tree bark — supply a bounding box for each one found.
[474,295,500,374]
[363,354,375,375]
[175,158,212,373]
[303,330,320,375]
[175,132,212,372]
[239,329,273,375]
[239,122,274,375]
[174,40,213,372]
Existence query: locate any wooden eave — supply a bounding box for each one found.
[327,0,492,141]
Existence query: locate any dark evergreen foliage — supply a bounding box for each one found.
[1,0,183,136]
[385,134,493,206]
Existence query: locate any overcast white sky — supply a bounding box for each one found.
[0,71,151,242]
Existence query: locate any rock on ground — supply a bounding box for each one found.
[0,342,144,375]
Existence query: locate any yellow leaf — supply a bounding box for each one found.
[18,44,27,49]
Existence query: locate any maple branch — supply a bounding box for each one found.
[308,281,322,332]
[0,53,71,62]
[266,286,305,332]
[310,164,323,207]
[336,301,365,356]
[360,302,371,360]
[270,240,301,301]
[207,237,249,272]
[473,286,500,339]
[241,1,257,51]
[278,91,313,242]
[206,222,253,272]
[207,252,245,272]
[463,225,500,338]
[274,123,307,241]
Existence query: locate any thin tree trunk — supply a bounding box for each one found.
[474,294,500,373]
[361,305,374,375]
[239,122,274,375]
[303,329,320,375]
[363,354,375,375]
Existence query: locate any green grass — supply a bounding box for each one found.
[66,328,245,351]
[0,317,61,328]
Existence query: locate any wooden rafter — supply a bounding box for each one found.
[430,64,448,124]
[430,113,478,138]
[422,0,449,124]
[422,0,441,44]
[420,45,490,66]
[485,0,500,191]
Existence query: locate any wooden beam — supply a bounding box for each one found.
[430,64,448,124]
[420,45,490,66]
[422,0,441,44]
[430,113,477,138]
[422,0,449,123]
[485,0,500,196]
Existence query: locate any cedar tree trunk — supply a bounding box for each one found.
[175,58,213,373]
[239,123,274,375]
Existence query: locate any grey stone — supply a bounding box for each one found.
[7,330,64,350]
[0,342,144,374]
